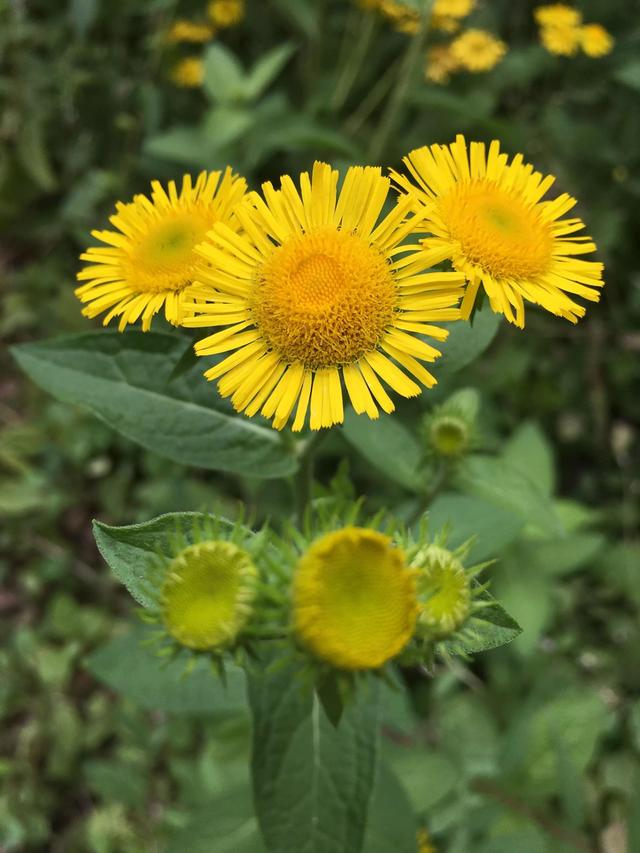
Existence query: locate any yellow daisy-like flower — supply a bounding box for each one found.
[580,23,614,57]
[183,162,465,431]
[449,29,507,72]
[76,170,247,331]
[207,0,244,28]
[539,23,581,55]
[425,44,460,83]
[393,135,604,327]
[534,4,582,28]
[416,545,471,638]
[161,540,257,651]
[292,527,418,671]
[170,56,205,87]
[167,19,215,44]
[433,0,475,18]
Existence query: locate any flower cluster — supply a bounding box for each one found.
[76,136,604,430]
[169,0,245,88]
[534,4,614,58]
[426,28,506,82]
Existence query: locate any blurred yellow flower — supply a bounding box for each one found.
[167,19,214,44]
[394,135,605,327]
[183,162,464,431]
[293,528,418,671]
[534,3,582,28]
[433,0,475,17]
[425,44,460,83]
[540,23,581,55]
[171,56,205,87]
[431,15,462,33]
[580,23,614,57]
[417,827,437,853]
[207,0,244,28]
[76,170,246,331]
[161,541,257,651]
[450,29,506,72]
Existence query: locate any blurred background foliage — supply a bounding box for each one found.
[1,0,639,850]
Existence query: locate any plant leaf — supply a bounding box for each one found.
[441,592,522,656]
[433,304,500,377]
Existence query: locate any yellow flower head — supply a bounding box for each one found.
[431,15,462,33]
[433,0,475,18]
[540,22,581,55]
[161,540,257,650]
[534,4,582,28]
[580,23,614,57]
[416,545,471,637]
[425,44,460,83]
[293,527,418,670]
[183,162,465,431]
[76,169,246,331]
[167,19,215,44]
[393,135,604,327]
[208,0,244,28]
[417,827,438,853]
[171,56,205,87]
[449,29,507,72]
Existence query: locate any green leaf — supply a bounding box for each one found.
[92,512,244,608]
[553,732,586,828]
[270,0,318,37]
[248,660,380,853]
[12,331,297,478]
[167,787,266,853]
[86,624,246,713]
[427,493,524,562]
[457,455,563,536]
[18,120,57,191]
[492,561,552,657]
[203,106,253,148]
[615,61,640,92]
[144,127,221,169]
[441,593,522,656]
[203,44,246,103]
[434,305,501,377]
[503,422,555,497]
[525,533,606,577]
[362,762,418,853]
[341,410,423,492]
[386,745,457,812]
[69,0,100,36]
[244,44,296,100]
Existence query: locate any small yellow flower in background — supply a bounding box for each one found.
[162,541,257,650]
[539,22,581,55]
[417,827,437,853]
[183,161,465,431]
[425,44,460,83]
[449,29,507,72]
[171,56,205,87]
[292,528,418,671]
[416,545,471,638]
[534,3,581,28]
[76,169,246,331]
[167,19,215,44]
[377,0,420,33]
[208,0,244,28]
[580,23,614,57]
[393,135,604,328]
[433,0,475,18]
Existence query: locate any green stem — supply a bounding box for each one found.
[344,56,401,135]
[292,432,328,525]
[367,6,431,162]
[330,10,377,113]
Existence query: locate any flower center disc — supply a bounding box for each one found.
[124,212,210,293]
[293,528,417,670]
[252,229,397,368]
[439,181,554,279]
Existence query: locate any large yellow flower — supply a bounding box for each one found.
[76,170,246,331]
[393,135,604,327]
[183,162,465,431]
[292,527,418,670]
[449,29,507,72]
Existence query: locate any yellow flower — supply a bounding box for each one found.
[425,44,460,83]
[540,23,581,55]
[183,162,465,431]
[292,527,418,670]
[417,827,438,853]
[431,15,462,33]
[167,19,215,44]
[170,56,205,87]
[534,4,582,28]
[433,0,475,18]
[76,170,246,331]
[580,23,614,57]
[161,540,257,650]
[416,545,471,637]
[449,29,507,72]
[393,135,604,327]
[207,0,244,28]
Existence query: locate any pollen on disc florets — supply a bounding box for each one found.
[252,227,398,370]
[438,181,554,281]
[415,545,471,638]
[292,527,418,671]
[161,540,257,651]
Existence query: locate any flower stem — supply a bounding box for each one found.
[330,10,377,113]
[292,432,328,525]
